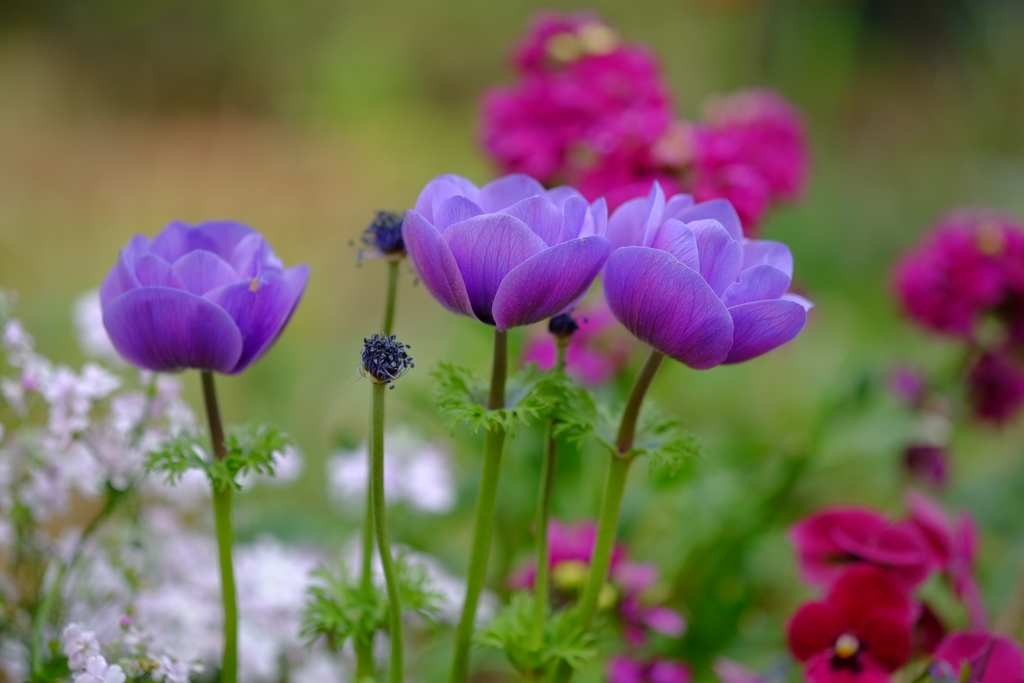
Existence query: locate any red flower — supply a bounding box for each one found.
[789,507,936,589]
[787,566,915,683]
[934,631,1024,682]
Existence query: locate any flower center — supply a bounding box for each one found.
[361,211,406,257]
[834,633,860,659]
[552,560,589,590]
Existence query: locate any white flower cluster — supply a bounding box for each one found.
[328,429,456,513]
[62,622,200,683]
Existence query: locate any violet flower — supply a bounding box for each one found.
[608,655,692,683]
[101,221,309,374]
[603,184,811,369]
[402,174,611,330]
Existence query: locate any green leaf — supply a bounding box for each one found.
[145,422,295,492]
[476,593,595,676]
[301,555,444,651]
[433,363,582,436]
[632,403,702,476]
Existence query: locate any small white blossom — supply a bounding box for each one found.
[73,290,120,362]
[62,624,101,672]
[73,655,126,683]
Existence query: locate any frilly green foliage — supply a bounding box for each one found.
[145,422,293,492]
[476,593,595,676]
[433,363,589,437]
[633,403,702,476]
[301,557,443,651]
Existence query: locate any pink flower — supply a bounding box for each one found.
[480,12,675,193]
[787,566,915,683]
[509,520,685,644]
[966,349,1024,424]
[892,209,1024,341]
[789,507,936,589]
[905,492,985,629]
[608,655,692,683]
[934,631,1024,682]
[521,305,631,386]
[701,89,808,203]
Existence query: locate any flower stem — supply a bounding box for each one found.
[532,338,569,649]
[552,348,664,683]
[371,381,404,683]
[202,371,237,683]
[449,329,508,683]
[383,260,400,336]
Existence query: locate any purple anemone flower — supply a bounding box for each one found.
[100,220,309,374]
[603,183,811,369]
[402,174,612,330]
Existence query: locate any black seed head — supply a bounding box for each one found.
[360,210,406,259]
[548,313,580,339]
[361,333,414,388]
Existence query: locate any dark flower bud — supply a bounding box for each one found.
[903,444,948,488]
[548,313,579,339]
[361,333,414,389]
[359,211,406,260]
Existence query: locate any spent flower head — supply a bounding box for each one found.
[358,210,407,260]
[361,334,414,388]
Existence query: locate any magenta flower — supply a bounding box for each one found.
[608,655,692,683]
[603,184,811,369]
[906,492,985,629]
[966,349,1024,424]
[789,507,935,589]
[509,520,684,644]
[521,305,631,386]
[893,209,1024,342]
[100,221,309,374]
[402,174,611,330]
[934,631,1024,683]
[480,13,674,189]
[787,566,915,683]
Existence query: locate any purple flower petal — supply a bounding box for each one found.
[443,213,548,324]
[557,195,590,244]
[433,196,485,231]
[721,265,792,307]
[782,292,814,310]
[650,220,699,271]
[476,174,547,212]
[185,221,257,260]
[134,254,185,289]
[689,220,743,296]
[724,298,807,364]
[146,221,193,262]
[401,210,474,319]
[604,247,734,369]
[643,606,687,636]
[171,250,242,295]
[503,195,563,246]
[607,183,665,251]
[102,287,243,373]
[100,251,141,307]
[230,233,282,277]
[675,198,743,241]
[492,236,611,330]
[662,193,696,221]
[206,265,310,373]
[413,174,480,223]
[741,239,793,277]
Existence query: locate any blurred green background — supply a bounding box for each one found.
[2,0,1024,678]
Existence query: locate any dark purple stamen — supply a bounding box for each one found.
[361,334,414,389]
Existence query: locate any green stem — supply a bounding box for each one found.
[552,348,665,683]
[202,371,237,683]
[383,260,400,336]
[372,381,404,683]
[449,329,508,683]
[531,338,569,649]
